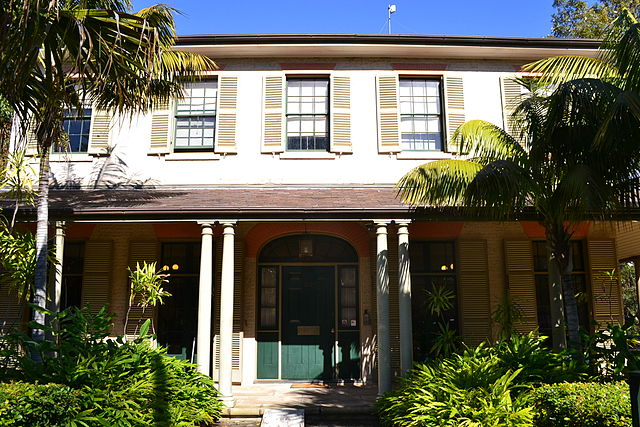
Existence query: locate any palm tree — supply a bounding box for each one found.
[397,79,640,350]
[0,0,215,341]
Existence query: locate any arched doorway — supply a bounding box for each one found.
[257,234,360,381]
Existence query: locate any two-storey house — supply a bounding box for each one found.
[2,34,629,405]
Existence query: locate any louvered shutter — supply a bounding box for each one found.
[81,241,112,314]
[500,76,529,137]
[148,101,172,154]
[87,109,112,155]
[588,240,622,327]
[504,240,538,333]
[330,75,352,153]
[376,74,401,153]
[0,281,23,334]
[215,75,238,154]
[25,123,38,155]
[458,240,491,345]
[126,241,158,336]
[444,75,466,153]
[261,74,285,153]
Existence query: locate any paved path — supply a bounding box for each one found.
[221,383,378,417]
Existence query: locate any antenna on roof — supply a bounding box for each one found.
[388,5,396,35]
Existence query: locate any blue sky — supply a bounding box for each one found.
[132,1,557,38]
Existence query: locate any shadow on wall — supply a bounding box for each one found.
[50,146,158,189]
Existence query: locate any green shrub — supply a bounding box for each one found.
[376,346,534,426]
[0,306,223,426]
[533,381,631,427]
[0,382,91,426]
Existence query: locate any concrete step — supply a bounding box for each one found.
[261,409,304,427]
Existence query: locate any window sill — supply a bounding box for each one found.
[395,151,452,160]
[164,152,221,161]
[49,153,94,162]
[279,151,336,160]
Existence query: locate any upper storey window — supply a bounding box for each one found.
[56,107,92,153]
[174,80,218,151]
[399,79,443,151]
[286,78,329,151]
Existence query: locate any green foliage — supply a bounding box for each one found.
[377,345,534,426]
[552,0,640,38]
[492,292,524,339]
[533,381,632,426]
[0,226,37,304]
[125,261,171,335]
[430,322,461,358]
[582,321,640,379]
[377,333,587,426]
[0,382,93,427]
[424,284,454,315]
[0,306,222,426]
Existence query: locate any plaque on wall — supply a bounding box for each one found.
[297,326,320,336]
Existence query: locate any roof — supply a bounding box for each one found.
[6,187,416,221]
[174,34,601,61]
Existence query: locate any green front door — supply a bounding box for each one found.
[281,266,335,380]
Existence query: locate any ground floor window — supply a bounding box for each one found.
[410,241,458,362]
[533,240,590,338]
[157,242,202,361]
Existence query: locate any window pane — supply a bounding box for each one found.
[399,79,443,152]
[286,78,329,151]
[174,80,217,150]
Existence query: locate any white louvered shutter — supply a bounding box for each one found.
[87,109,112,155]
[25,123,38,155]
[215,75,238,154]
[588,240,622,328]
[81,241,113,314]
[444,75,466,153]
[504,240,538,333]
[330,75,352,153]
[148,101,172,154]
[261,74,285,153]
[458,240,491,345]
[500,76,529,137]
[376,74,401,153]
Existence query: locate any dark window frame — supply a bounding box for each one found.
[56,108,92,153]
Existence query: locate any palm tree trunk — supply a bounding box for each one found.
[547,252,567,350]
[31,146,49,341]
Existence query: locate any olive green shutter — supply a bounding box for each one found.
[504,240,538,333]
[126,241,158,336]
[261,74,285,153]
[215,75,238,154]
[330,75,352,153]
[87,109,112,155]
[444,75,466,153]
[588,240,622,327]
[148,101,172,154]
[500,76,529,137]
[81,241,113,314]
[376,74,401,153]
[458,240,491,345]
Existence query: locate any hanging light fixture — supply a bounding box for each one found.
[299,222,314,257]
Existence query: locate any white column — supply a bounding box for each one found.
[397,221,413,375]
[375,221,391,395]
[196,222,214,377]
[53,221,65,313]
[219,221,237,407]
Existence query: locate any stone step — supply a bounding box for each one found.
[260,409,304,427]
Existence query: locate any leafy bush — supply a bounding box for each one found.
[377,345,534,426]
[0,382,91,426]
[533,381,631,427]
[377,333,587,426]
[0,306,223,426]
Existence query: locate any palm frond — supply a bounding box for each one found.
[396,159,483,206]
[524,56,620,87]
[551,164,617,221]
[453,120,526,163]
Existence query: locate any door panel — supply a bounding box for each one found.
[281,266,335,380]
